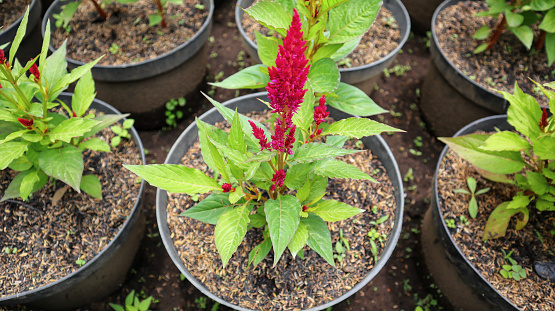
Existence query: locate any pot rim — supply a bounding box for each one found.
[0,0,41,44]
[156,91,404,311]
[0,92,147,304]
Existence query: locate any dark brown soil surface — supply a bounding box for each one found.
[438,149,555,311]
[3,0,451,310]
[0,0,32,31]
[50,0,209,65]
[0,127,142,297]
[435,1,555,103]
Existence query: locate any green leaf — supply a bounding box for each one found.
[292,142,362,163]
[509,25,534,49]
[330,36,361,61]
[51,57,102,95]
[124,164,221,195]
[326,83,387,117]
[546,32,555,66]
[288,222,308,258]
[228,110,247,154]
[8,156,32,171]
[537,197,555,211]
[473,25,492,40]
[292,85,315,134]
[244,1,292,33]
[8,7,30,65]
[256,32,279,67]
[80,174,102,199]
[284,163,316,190]
[467,176,477,193]
[201,122,230,183]
[249,212,267,228]
[85,114,128,138]
[38,146,84,191]
[307,58,340,93]
[302,214,335,266]
[505,10,524,28]
[483,202,529,240]
[502,83,542,138]
[473,43,489,54]
[138,297,152,311]
[149,13,163,26]
[468,196,478,218]
[314,159,377,182]
[305,175,328,204]
[248,238,272,267]
[211,64,270,89]
[79,138,111,152]
[527,171,549,195]
[323,118,401,138]
[531,0,555,10]
[265,195,301,265]
[507,195,531,210]
[327,0,381,44]
[47,118,99,143]
[309,199,363,222]
[0,141,29,170]
[20,169,40,201]
[197,119,224,176]
[539,8,555,32]
[72,70,95,117]
[180,192,233,224]
[439,134,526,174]
[479,131,532,152]
[244,150,277,163]
[228,187,244,204]
[215,203,250,267]
[312,44,343,63]
[109,303,126,311]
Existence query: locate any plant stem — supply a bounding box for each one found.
[154,0,167,28]
[487,14,507,51]
[90,0,108,20]
[535,30,546,51]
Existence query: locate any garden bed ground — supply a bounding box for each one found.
[4,0,450,310]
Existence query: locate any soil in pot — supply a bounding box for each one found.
[50,0,209,65]
[0,123,142,297]
[437,148,555,310]
[435,1,554,103]
[1,0,33,31]
[241,6,401,70]
[165,110,398,310]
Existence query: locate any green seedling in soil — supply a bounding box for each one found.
[111,119,135,147]
[333,229,350,262]
[414,293,441,311]
[75,258,86,266]
[454,176,490,219]
[109,43,121,55]
[368,228,386,242]
[459,215,469,226]
[409,148,422,156]
[369,215,389,226]
[499,249,527,281]
[369,239,379,264]
[413,136,423,148]
[3,247,17,254]
[472,0,555,66]
[384,64,412,77]
[195,296,208,309]
[164,97,186,129]
[110,290,155,311]
[404,168,414,182]
[445,219,456,229]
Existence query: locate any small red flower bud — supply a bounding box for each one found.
[17,117,33,128]
[302,205,308,212]
[539,107,549,131]
[222,183,233,193]
[72,111,77,118]
[271,169,286,192]
[0,49,5,64]
[314,95,329,125]
[29,60,40,83]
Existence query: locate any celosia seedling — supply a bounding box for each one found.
[125,9,400,267]
[0,12,128,201]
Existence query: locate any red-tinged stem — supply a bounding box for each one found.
[536,30,546,51]
[487,15,506,51]
[154,0,167,28]
[90,0,108,20]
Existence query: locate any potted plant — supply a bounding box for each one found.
[422,81,555,310]
[0,14,146,310]
[232,0,410,109]
[420,0,554,137]
[125,7,405,310]
[41,0,214,130]
[0,0,43,63]
[400,0,443,33]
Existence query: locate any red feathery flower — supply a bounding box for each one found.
[270,169,286,192]
[18,117,33,129]
[29,59,40,83]
[539,107,549,132]
[271,118,286,152]
[249,120,269,151]
[222,183,233,193]
[0,49,5,64]
[284,125,296,155]
[314,95,329,125]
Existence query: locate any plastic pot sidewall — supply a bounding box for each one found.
[42,0,214,82]
[0,93,147,309]
[156,92,405,311]
[431,115,520,310]
[235,0,411,85]
[430,0,507,114]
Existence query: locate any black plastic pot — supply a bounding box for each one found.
[42,0,214,130]
[422,115,520,311]
[420,0,509,137]
[0,93,147,310]
[235,0,411,95]
[156,92,405,311]
[0,0,43,63]
[400,0,443,33]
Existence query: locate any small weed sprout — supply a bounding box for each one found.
[499,249,527,281]
[111,119,135,147]
[109,290,155,311]
[445,219,456,229]
[164,97,186,129]
[454,177,490,219]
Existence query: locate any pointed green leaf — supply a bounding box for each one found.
[244,150,277,163]
[327,0,381,44]
[8,155,32,171]
[526,171,549,195]
[8,7,30,65]
[52,57,102,94]
[39,146,83,191]
[539,8,555,32]
[546,32,555,66]
[124,164,220,195]
[310,199,363,222]
[288,222,308,258]
[43,41,69,90]
[72,70,95,117]
[506,195,532,210]
[531,0,555,10]
[79,138,111,152]
[20,169,39,201]
[80,174,102,199]
[256,32,279,67]
[244,1,292,33]
[509,25,534,49]
[323,118,402,138]
[0,141,30,170]
[473,25,491,40]
[483,202,529,240]
[228,110,247,154]
[502,83,542,138]
[308,58,340,93]
[284,163,316,190]
[47,118,99,143]
[306,175,328,204]
[248,238,272,267]
[180,192,233,224]
[302,214,335,266]
[315,159,377,182]
[327,83,387,116]
[292,142,362,163]
[292,84,315,134]
[201,122,230,183]
[197,119,223,176]
[215,203,250,267]
[84,114,128,138]
[505,10,524,28]
[211,64,270,89]
[265,195,301,265]
[532,136,555,160]
[468,197,478,218]
[479,131,532,152]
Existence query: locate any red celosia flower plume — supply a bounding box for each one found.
[249,120,269,151]
[29,59,40,83]
[222,183,234,193]
[539,107,549,132]
[270,169,286,192]
[314,95,329,125]
[0,49,5,64]
[18,117,33,130]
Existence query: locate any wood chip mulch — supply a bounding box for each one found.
[241,6,401,68]
[50,0,209,66]
[437,149,555,311]
[435,1,554,104]
[166,110,398,310]
[0,0,32,31]
[0,122,142,297]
